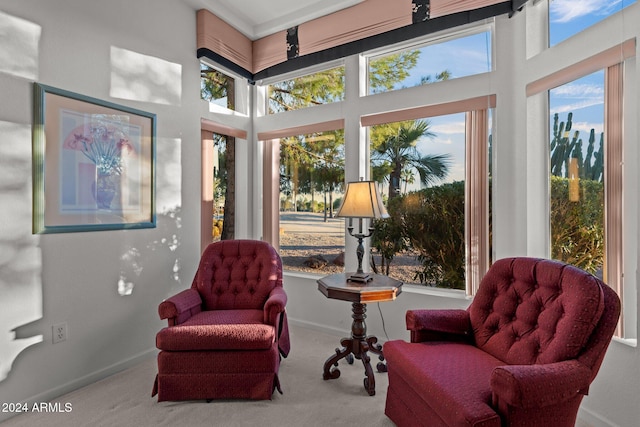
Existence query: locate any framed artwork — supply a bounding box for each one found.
[32,83,156,233]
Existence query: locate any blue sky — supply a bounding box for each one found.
[548,0,635,159]
[398,0,635,185]
[549,0,634,45]
[399,32,490,183]
[547,0,635,139]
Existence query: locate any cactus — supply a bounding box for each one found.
[550,113,603,183]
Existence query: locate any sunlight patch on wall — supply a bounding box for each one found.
[157,138,182,211]
[117,138,183,296]
[117,277,134,296]
[0,121,43,381]
[0,11,40,80]
[1,296,43,381]
[110,46,182,105]
[118,247,142,296]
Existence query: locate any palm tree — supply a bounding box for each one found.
[372,120,450,199]
[401,169,416,193]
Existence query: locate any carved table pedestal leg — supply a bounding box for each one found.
[322,302,386,396]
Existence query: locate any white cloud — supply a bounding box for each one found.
[431,122,465,135]
[551,83,604,97]
[550,0,622,23]
[433,137,454,146]
[551,99,603,114]
[447,164,466,183]
[572,121,604,135]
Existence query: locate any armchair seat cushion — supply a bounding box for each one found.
[385,340,503,427]
[156,309,275,351]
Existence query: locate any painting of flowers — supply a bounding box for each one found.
[33,83,155,233]
[61,113,140,211]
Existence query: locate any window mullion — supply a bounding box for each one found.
[604,62,624,336]
[465,109,490,295]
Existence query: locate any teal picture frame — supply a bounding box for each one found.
[32,83,156,233]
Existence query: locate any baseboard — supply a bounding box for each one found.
[0,348,157,423]
[288,317,349,338]
[577,406,620,427]
[288,315,393,343]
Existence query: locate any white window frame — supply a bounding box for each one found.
[526,39,636,338]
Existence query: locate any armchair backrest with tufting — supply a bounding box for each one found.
[469,257,619,371]
[190,239,283,311]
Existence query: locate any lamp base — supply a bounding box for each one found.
[347,272,373,283]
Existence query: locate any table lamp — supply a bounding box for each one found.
[336,180,389,282]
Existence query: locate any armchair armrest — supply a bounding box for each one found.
[158,288,202,326]
[406,309,472,343]
[264,287,290,358]
[490,360,592,409]
[264,287,287,326]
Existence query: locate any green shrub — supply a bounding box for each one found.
[550,176,604,274]
[370,176,602,289]
[399,182,466,289]
[371,196,407,275]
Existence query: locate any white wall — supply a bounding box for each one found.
[0,0,202,421]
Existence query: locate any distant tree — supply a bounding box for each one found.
[279,131,345,217]
[269,68,344,113]
[210,133,234,240]
[272,54,424,216]
[201,64,235,109]
[201,64,236,239]
[371,120,450,199]
[220,136,235,240]
[420,70,452,85]
[368,51,420,93]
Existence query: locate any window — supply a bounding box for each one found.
[267,66,345,114]
[367,29,492,95]
[201,130,237,248]
[200,63,235,110]
[369,115,464,288]
[278,129,346,273]
[199,63,246,245]
[362,96,493,294]
[549,71,605,276]
[210,133,232,241]
[526,40,634,337]
[256,24,496,288]
[549,0,636,46]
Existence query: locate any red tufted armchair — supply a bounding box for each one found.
[152,239,290,401]
[384,257,620,427]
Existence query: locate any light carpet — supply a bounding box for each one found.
[2,324,396,427]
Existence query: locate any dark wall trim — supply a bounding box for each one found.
[197,48,253,81]
[512,0,529,12]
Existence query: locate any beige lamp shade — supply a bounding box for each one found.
[337,181,389,219]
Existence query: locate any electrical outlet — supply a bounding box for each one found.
[52,322,67,344]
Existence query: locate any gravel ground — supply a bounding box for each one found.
[278,231,422,284]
